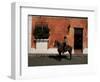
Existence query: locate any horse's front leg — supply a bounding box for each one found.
[67,49,72,60]
[58,51,61,56]
[69,51,72,60]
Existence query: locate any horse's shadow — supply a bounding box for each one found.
[48,55,71,61]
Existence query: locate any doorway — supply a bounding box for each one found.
[74,28,83,53]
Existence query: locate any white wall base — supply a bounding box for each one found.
[83,48,88,54]
[29,48,58,55]
[36,40,48,49]
[29,48,88,56]
[29,48,75,56]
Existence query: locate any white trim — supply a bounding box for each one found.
[28,15,32,54]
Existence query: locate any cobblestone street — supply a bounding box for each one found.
[28,54,87,66]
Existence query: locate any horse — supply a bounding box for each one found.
[54,40,72,60]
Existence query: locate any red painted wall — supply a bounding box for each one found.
[31,16,88,49]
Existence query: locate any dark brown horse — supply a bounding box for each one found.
[54,40,72,60]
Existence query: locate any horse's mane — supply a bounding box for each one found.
[55,40,63,48]
[55,40,72,48]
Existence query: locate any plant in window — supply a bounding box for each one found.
[33,24,50,39]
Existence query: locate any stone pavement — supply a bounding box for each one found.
[28,54,87,66]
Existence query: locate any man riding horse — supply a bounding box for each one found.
[54,36,72,60]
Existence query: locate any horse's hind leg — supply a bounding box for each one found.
[68,50,72,60]
[69,51,72,60]
[58,51,61,56]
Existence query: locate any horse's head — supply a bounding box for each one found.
[54,40,62,48]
